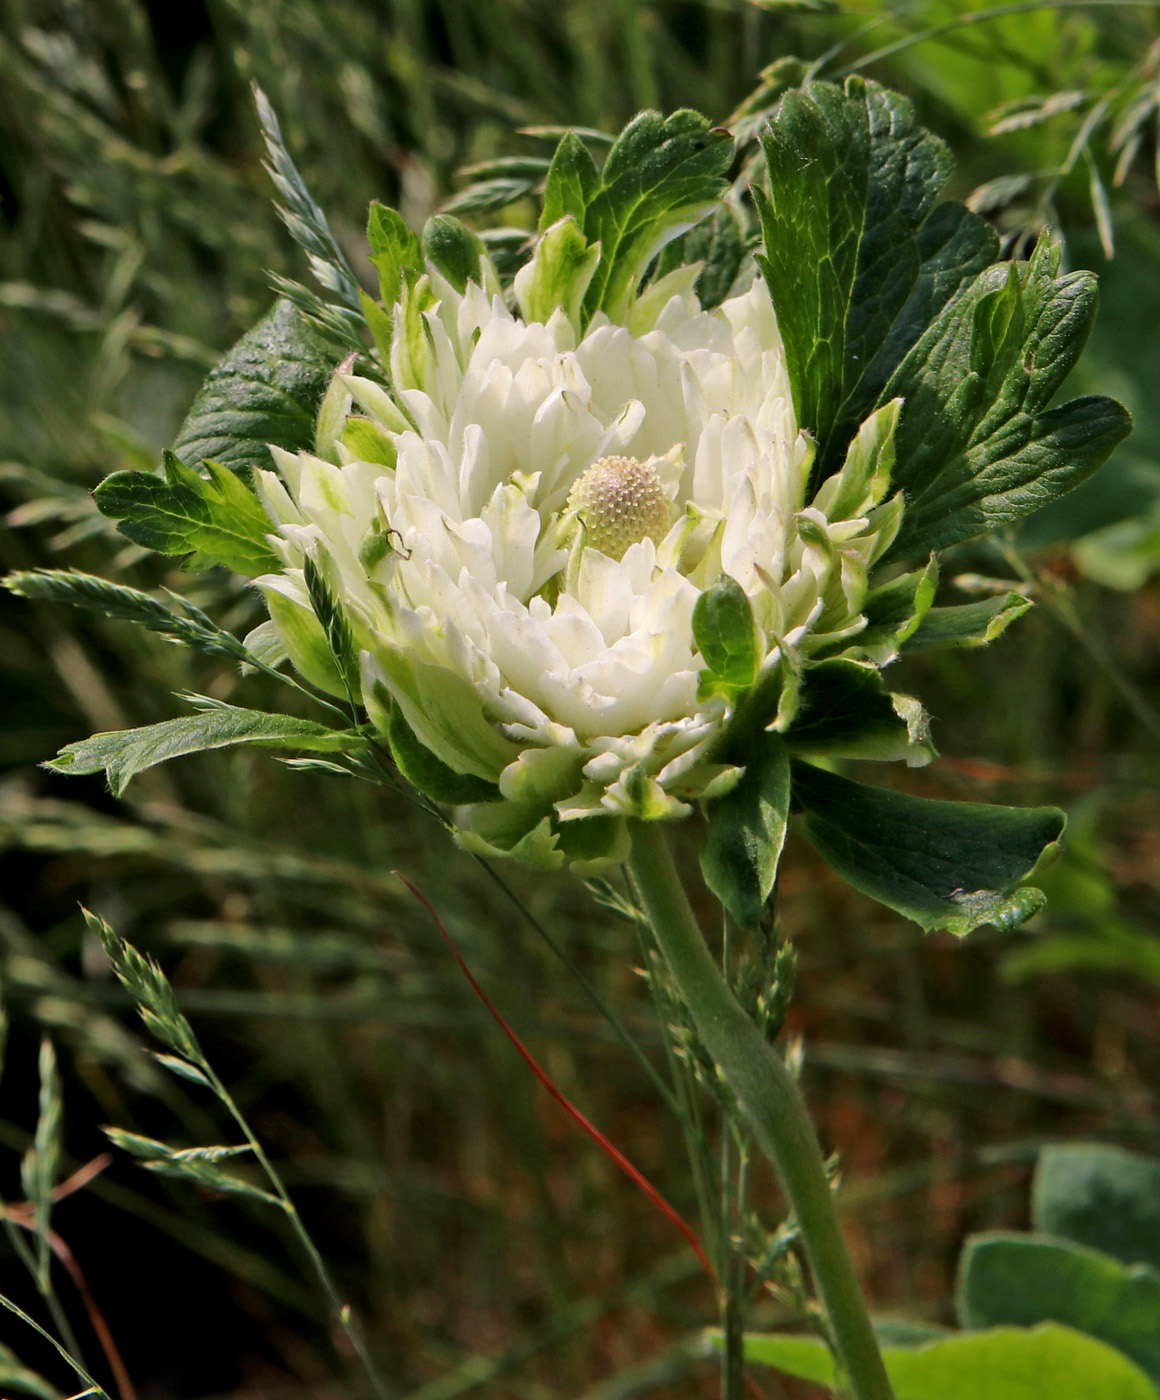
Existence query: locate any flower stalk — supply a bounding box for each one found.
[627,819,895,1400]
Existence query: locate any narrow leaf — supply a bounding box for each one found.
[49,704,361,797]
[791,762,1064,935]
[94,451,281,576]
[903,593,1032,652]
[171,299,343,475]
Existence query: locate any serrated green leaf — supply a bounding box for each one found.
[903,592,1032,652]
[422,214,486,293]
[2,568,251,662]
[701,729,790,929]
[857,557,939,658]
[580,109,732,320]
[958,1233,1160,1385]
[48,703,362,796]
[540,131,601,232]
[791,762,1064,935]
[94,451,281,576]
[513,215,601,326]
[1034,1145,1160,1277]
[386,703,501,805]
[783,660,934,765]
[736,1324,1158,1398]
[693,573,761,696]
[757,77,998,474]
[884,236,1133,558]
[367,202,422,308]
[171,298,342,474]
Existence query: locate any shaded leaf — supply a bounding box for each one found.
[791,762,1064,935]
[903,592,1032,652]
[386,704,501,805]
[783,660,934,765]
[94,451,281,576]
[693,573,760,697]
[1034,1144,1160,1277]
[422,214,487,293]
[701,729,790,929]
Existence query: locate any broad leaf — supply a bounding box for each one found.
[48,701,361,796]
[756,77,997,473]
[959,1232,1160,1384]
[580,110,732,319]
[701,729,790,929]
[737,1324,1158,1399]
[693,573,760,697]
[884,236,1133,558]
[172,298,342,474]
[1034,1145,1160,1276]
[903,592,1032,652]
[783,660,934,765]
[791,762,1064,935]
[387,704,500,805]
[540,131,601,232]
[95,451,281,576]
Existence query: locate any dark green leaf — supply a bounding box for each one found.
[693,573,760,696]
[581,110,732,319]
[737,1324,1158,1399]
[48,701,362,796]
[172,298,343,474]
[540,131,601,232]
[442,177,539,217]
[1034,1145,1160,1276]
[958,1233,1160,1385]
[387,703,500,805]
[791,762,1064,935]
[903,592,1032,652]
[858,558,939,657]
[95,451,281,576]
[756,77,997,472]
[701,730,790,929]
[885,236,1133,558]
[367,201,422,307]
[783,660,934,764]
[422,214,486,293]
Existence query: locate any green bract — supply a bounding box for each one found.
[40,78,1131,936]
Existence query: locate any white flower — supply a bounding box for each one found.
[254,253,903,868]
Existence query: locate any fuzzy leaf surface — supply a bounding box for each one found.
[49,703,361,796]
[757,77,997,472]
[958,1233,1160,1384]
[738,1324,1157,1399]
[701,729,790,929]
[95,451,281,576]
[172,298,341,474]
[903,592,1032,651]
[783,660,933,764]
[791,762,1064,935]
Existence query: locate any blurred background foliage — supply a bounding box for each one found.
[5,1,1160,1396]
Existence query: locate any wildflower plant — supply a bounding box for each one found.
[6,75,1132,1400]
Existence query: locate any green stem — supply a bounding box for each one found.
[628,821,894,1400]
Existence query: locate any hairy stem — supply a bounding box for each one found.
[628,821,894,1400]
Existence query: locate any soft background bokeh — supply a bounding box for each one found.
[4,1,1160,1395]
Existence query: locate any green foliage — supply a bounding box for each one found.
[386,704,501,806]
[958,1233,1160,1385]
[782,660,934,764]
[1034,1145,1160,1276]
[885,237,1133,558]
[737,1324,1159,1399]
[94,451,282,576]
[756,77,997,475]
[103,1129,282,1208]
[171,299,344,476]
[700,729,790,930]
[49,700,362,797]
[693,573,761,698]
[791,762,1064,935]
[421,215,487,294]
[903,592,1033,652]
[367,203,423,308]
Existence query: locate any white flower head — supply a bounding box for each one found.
[256,251,903,869]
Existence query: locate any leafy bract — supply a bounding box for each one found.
[171,298,342,475]
[791,762,1064,935]
[737,1324,1158,1399]
[693,573,761,698]
[560,110,732,321]
[884,237,1133,558]
[958,1233,1160,1385]
[756,77,998,474]
[48,700,361,796]
[903,592,1033,651]
[701,729,790,929]
[1034,1145,1160,1276]
[783,660,934,765]
[386,704,501,806]
[95,450,281,576]
[367,201,422,307]
[422,214,486,294]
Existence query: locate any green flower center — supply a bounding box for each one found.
[566,455,671,561]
